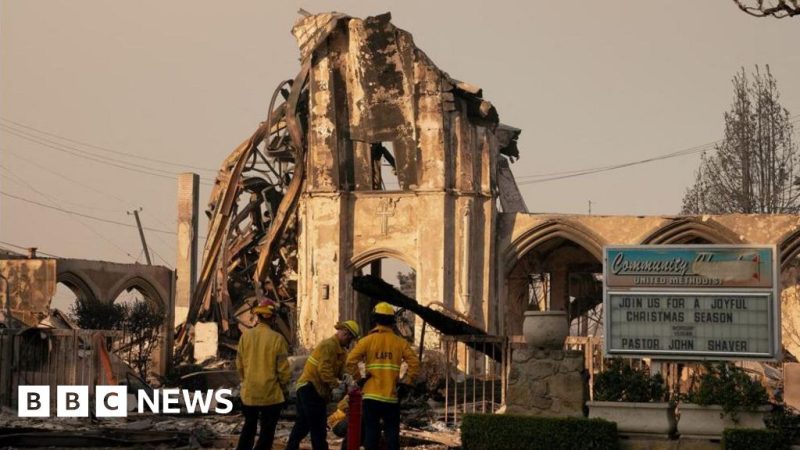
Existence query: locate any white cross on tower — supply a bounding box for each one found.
[377,199,396,236]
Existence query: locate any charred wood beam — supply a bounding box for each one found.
[352,275,503,360]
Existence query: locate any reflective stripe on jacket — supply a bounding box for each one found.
[236,323,291,406]
[295,335,346,401]
[345,325,420,403]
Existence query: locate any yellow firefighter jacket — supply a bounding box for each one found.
[236,323,291,406]
[345,325,420,403]
[295,335,346,401]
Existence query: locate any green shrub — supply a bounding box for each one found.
[461,413,618,450]
[594,358,667,402]
[765,406,800,447]
[70,296,127,330]
[684,362,768,421]
[722,428,785,450]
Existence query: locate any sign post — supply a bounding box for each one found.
[603,245,780,361]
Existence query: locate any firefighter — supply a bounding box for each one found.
[235,298,291,450]
[285,320,361,450]
[345,302,420,450]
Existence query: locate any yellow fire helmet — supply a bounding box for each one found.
[335,320,361,339]
[252,298,277,317]
[373,302,395,316]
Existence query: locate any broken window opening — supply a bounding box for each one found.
[372,142,400,191]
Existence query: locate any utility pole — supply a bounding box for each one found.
[588,200,593,215]
[128,208,152,265]
[0,273,9,326]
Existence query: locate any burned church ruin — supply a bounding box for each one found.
[176,12,800,363]
[177,12,525,355]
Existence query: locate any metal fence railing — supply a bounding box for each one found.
[441,335,509,426]
[438,334,607,426]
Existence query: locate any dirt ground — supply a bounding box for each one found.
[0,409,458,449]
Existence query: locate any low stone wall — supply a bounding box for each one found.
[505,348,587,417]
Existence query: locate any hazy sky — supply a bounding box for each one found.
[1,0,799,272]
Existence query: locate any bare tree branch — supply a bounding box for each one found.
[733,0,800,18]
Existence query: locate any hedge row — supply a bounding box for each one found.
[461,413,618,450]
[722,428,787,450]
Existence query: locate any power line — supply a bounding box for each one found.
[0,163,120,213]
[515,115,800,185]
[5,147,184,254]
[515,141,718,180]
[3,152,180,267]
[0,240,61,258]
[0,116,218,174]
[1,124,183,180]
[2,190,208,242]
[0,123,183,176]
[149,246,174,270]
[1,190,177,236]
[0,124,215,186]
[3,147,141,206]
[0,173,138,261]
[516,142,717,185]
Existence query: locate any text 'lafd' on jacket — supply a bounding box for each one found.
[345,325,420,403]
[236,323,291,406]
[296,335,346,401]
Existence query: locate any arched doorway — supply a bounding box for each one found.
[503,221,604,338]
[348,250,416,342]
[109,277,168,378]
[54,272,98,325]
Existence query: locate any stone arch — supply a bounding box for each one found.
[501,219,605,337]
[779,228,800,271]
[108,276,166,308]
[503,219,605,276]
[641,217,741,245]
[345,247,418,338]
[108,275,170,376]
[57,271,99,303]
[348,247,417,271]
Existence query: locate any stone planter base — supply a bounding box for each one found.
[505,349,585,417]
[587,401,676,436]
[677,403,770,439]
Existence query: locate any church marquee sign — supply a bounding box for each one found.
[603,245,780,360]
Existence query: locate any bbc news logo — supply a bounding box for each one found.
[18,385,233,417]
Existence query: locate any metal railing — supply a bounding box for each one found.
[438,334,607,427]
[441,335,509,426]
